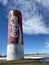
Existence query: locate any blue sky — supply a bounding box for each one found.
[0,0,49,55]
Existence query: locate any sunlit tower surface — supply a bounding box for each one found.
[7,10,24,60]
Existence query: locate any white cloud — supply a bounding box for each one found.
[0,0,49,34]
[36,0,49,8]
[0,0,8,6]
[1,0,49,8]
[40,40,49,53]
[3,0,8,5]
[45,41,49,48]
[23,15,49,34]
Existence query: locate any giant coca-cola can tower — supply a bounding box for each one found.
[7,10,24,60]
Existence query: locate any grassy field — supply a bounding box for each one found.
[0,59,49,65]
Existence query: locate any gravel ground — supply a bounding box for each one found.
[0,59,49,65]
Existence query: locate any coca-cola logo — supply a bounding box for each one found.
[10,16,19,37]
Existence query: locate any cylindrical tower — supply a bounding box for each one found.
[7,10,24,60]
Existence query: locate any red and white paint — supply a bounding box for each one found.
[7,10,24,60]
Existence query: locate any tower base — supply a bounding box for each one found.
[7,44,24,60]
